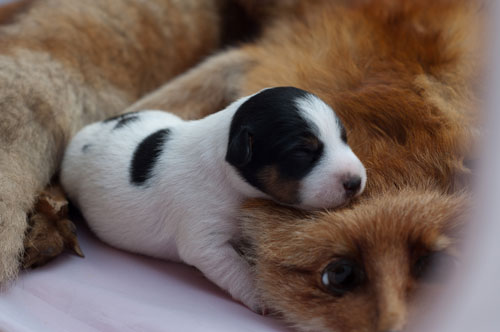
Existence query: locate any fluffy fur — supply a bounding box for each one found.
[0,0,262,285]
[124,0,483,331]
[2,0,482,330]
[60,87,365,310]
[241,190,468,332]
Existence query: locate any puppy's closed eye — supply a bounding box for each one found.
[286,148,319,168]
[283,139,324,173]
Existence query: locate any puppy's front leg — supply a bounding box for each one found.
[178,229,260,311]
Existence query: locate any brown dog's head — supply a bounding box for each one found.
[240,189,468,332]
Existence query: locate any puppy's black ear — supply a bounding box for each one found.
[226,126,253,167]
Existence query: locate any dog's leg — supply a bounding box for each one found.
[0,0,227,285]
[125,49,255,120]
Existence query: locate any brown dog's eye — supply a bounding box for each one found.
[413,251,457,282]
[321,259,364,296]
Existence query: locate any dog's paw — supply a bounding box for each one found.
[22,185,84,269]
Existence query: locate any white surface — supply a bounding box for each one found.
[417,3,500,332]
[0,221,291,332]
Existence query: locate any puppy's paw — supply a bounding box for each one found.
[239,288,263,313]
[228,274,265,313]
[22,185,83,269]
[237,282,273,315]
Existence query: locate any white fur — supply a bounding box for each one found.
[296,94,367,209]
[61,96,265,310]
[60,90,366,310]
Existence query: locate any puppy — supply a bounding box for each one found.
[0,0,272,283]
[60,87,366,309]
[122,0,483,330]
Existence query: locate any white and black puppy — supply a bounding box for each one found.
[60,87,366,310]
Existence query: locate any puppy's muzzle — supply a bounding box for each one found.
[343,175,362,198]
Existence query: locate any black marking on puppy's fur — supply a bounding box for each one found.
[337,118,347,143]
[130,128,170,185]
[226,87,326,204]
[104,111,140,130]
[114,115,140,129]
[104,111,137,123]
[82,144,92,153]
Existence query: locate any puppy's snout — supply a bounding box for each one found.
[343,176,362,197]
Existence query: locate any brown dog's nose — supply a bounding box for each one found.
[343,176,361,197]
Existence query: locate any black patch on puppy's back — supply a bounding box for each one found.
[130,128,170,185]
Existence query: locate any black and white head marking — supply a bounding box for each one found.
[226,86,366,209]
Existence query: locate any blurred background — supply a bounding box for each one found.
[417,1,500,331]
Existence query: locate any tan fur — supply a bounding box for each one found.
[127,48,256,119]
[241,190,468,332]
[239,0,481,195]
[258,166,300,205]
[0,0,258,285]
[122,0,483,330]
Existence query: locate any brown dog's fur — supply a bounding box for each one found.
[0,0,263,285]
[125,0,482,331]
[241,190,468,332]
[1,0,482,330]
[133,0,481,193]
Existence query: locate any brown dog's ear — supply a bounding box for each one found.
[226,126,253,167]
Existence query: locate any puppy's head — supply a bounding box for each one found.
[226,87,366,209]
[240,189,468,332]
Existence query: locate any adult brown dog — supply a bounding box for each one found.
[125,0,482,331]
[0,0,261,285]
[2,0,482,331]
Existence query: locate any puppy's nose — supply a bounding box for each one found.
[343,176,361,197]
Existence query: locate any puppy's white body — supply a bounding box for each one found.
[61,88,366,309]
[63,111,235,257]
[62,98,265,307]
